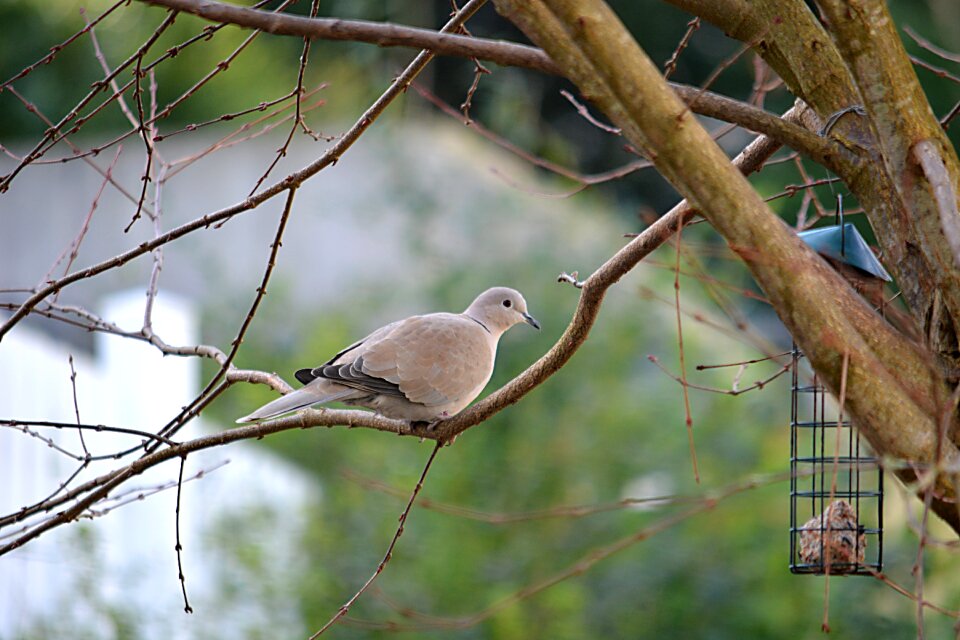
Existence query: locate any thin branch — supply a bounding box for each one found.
[867,568,960,619]
[910,55,960,86]
[415,82,649,188]
[672,220,700,482]
[139,0,558,73]
[76,460,228,523]
[0,420,178,449]
[696,351,790,369]
[67,355,90,458]
[560,89,620,134]
[663,17,700,80]
[648,355,790,396]
[903,25,960,65]
[343,468,701,523]
[84,8,141,129]
[151,185,298,445]
[309,442,442,638]
[124,52,156,233]
[0,0,127,90]
[175,456,193,613]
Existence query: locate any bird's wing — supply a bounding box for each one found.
[295,320,406,396]
[295,314,494,407]
[357,313,494,407]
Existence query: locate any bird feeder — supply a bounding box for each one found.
[789,206,886,575]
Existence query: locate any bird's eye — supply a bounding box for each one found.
[502,299,512,308]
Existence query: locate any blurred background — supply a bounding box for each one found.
[1,1,960,638]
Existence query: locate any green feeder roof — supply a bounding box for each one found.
[798,223,891,282]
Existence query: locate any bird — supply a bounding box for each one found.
[236,287,539,425]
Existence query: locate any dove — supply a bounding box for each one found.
[236,287,539,424]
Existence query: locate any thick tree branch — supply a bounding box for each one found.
[913,140,960,270]
[675,0,960,391]
[666,0,862,120]
[670,0,960,394]
[817,0,960,332]
[492,0,960,531]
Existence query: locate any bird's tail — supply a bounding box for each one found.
[235,386,355,423]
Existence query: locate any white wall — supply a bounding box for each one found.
[0,292,313,639]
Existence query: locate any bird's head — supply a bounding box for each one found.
[465,287,540,336]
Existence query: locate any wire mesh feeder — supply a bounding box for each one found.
[789,345,883,575]
[789,205,886,575]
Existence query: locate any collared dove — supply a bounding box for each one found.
[236,287,539,424]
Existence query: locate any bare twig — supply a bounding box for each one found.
[663,17,700,80]
[672,220,700,482]
[764,176,844,202]
[124,52,156,233]
[0,0,127,90]
[343,467,703,522]
[560,89,620,134]
[648,355,790,396]
[67,355,90,458]
[696,351,790,370]
[151,186,298,445]
[0,420,178,450]
[310,441,443,638]
[903,26,960,64]
[175,456,193,613]
[910,55,960,86]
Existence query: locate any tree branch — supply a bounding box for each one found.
[0,96,801,552]
[817,0,960,329]
[133,0,855,171]
[666,0,862,119]
[492,0,960,531]
[139,0,559,73]
[0,0,486,344]
[393,103,803,442]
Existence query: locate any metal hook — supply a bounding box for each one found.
[836,194,846,257]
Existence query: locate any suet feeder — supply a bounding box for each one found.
[789,203,885,575]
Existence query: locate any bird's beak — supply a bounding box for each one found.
[522,312,541,330]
